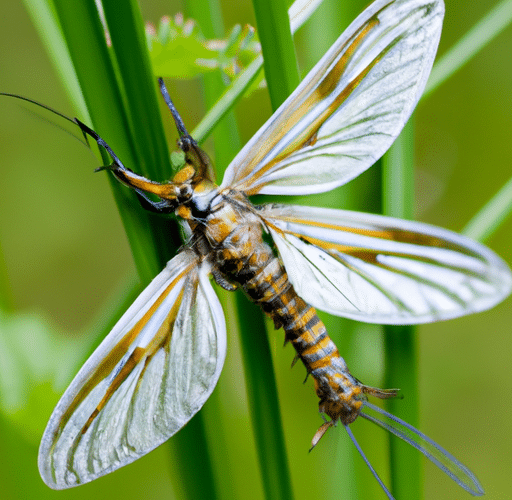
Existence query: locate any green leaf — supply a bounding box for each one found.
[0,310,87,444]
[146,14,261,80]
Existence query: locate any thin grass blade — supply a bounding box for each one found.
[463,174,512,243]
[382,121,420,499]
[425,0,512,97]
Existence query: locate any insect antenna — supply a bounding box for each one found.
[0,92,91,147]
[157,77,215,183]
[157,77,189,138]
[1,92,78,125]
[0,92,124,171]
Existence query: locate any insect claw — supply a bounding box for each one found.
[94,163,115,173]
[303,371,310,384]
[290,353,300,368]
[362,385,401,400]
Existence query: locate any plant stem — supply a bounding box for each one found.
[252,0,300,110]
[382,121,421,500]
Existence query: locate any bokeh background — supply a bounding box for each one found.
[0,1,511,499]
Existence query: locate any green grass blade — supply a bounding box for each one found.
[382,121,421,499]
[22,0,88,119]
[192,55,263,144]
[101,0,172,181]
[235,296,294,500]
[50,0,163,282]
[425,0,512,97]
[252,0,300,108]
[382,122,415,221]
[463,174,512,242]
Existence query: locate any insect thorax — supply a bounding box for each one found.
[201,191,271,277]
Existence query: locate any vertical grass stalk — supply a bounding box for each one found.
[382,121,421,499]
[252,0,300,109]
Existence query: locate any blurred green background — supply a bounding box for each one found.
[0,1,511,499]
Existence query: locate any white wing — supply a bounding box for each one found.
[261,204,511,324]
[38,250,226,489]
[220,0,444,196]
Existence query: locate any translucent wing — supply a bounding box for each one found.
[220,0,444,196]
[38,250,226,489]
[261,204,511,323]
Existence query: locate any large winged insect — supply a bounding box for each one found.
[3,0,510,497]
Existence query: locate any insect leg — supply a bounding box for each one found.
[211,268,238,291]
[74,117,182,202]
[134,189,175,214]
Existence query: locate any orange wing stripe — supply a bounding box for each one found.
[55,262,195,436]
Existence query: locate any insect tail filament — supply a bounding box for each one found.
[359,401,485,496]
[345,423,395,500]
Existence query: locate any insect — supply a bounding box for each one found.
[3,0,510,497]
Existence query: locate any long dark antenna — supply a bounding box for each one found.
[0,92,77,125]
[0,92,129,173]
[157,77,189,138]
[0,92,93,148]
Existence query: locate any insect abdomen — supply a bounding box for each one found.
[208,208,363,423]
[242,253,363,423]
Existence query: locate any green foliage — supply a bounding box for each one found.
[146,13,261,80]
[0,310,86,444]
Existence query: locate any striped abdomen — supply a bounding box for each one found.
[203,197,363,424]
[240,250,363,424]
